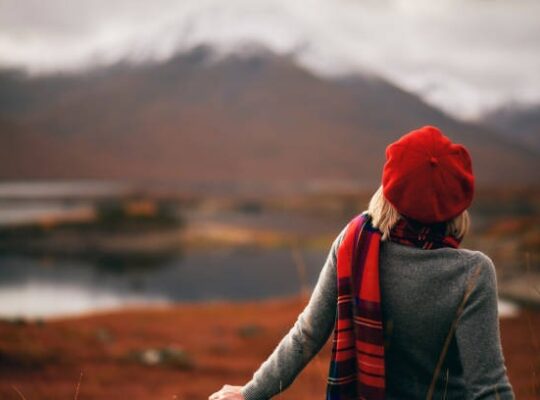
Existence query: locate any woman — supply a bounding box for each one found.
[209,126,515,400]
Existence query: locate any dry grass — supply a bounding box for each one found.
[0,297,539,399]
[11,386,26,400]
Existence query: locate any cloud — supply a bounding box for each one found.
[1,0,539,120]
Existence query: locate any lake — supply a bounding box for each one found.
[0,247,329,318]
[0,248,520,319]
[0,180,522,319]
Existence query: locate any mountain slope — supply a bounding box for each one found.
[0,46,538,187]
[481,105,540,153]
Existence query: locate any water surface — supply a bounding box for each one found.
[0,247,329,318]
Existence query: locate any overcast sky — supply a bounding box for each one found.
[1,0,539,120]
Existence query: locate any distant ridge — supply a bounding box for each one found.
[1,45,538,188]
[481,104,540,154]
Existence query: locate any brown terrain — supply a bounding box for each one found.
[0,46,538,186]
[483,103,540,153]
[0,296,538,400]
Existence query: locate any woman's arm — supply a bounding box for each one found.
[238,225,348,400]
[454,252,515,400]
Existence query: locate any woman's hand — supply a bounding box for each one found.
[208,384,245,400]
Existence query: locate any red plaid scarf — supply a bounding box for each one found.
[326,212,461,400]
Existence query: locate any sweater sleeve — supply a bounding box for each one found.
[240,224,348,400]
[454,252,515,400]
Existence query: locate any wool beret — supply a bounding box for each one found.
[382,125,474,224]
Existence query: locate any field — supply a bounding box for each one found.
[0,296,539,400]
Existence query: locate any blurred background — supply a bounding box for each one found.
[0,0,539,399]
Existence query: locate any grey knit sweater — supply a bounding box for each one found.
[240,221,515,400]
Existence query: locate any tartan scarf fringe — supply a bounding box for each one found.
[326,212,460,400]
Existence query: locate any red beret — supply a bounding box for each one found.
[382,125,474,224]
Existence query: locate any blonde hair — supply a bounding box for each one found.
[367,186,470,241]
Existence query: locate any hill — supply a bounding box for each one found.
[0,46,538,188]
[481,104,540,154]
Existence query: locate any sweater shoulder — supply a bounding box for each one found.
[454,248,497,291]
[454,248,496,273]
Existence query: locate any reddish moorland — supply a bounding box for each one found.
[0,297,538,400]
